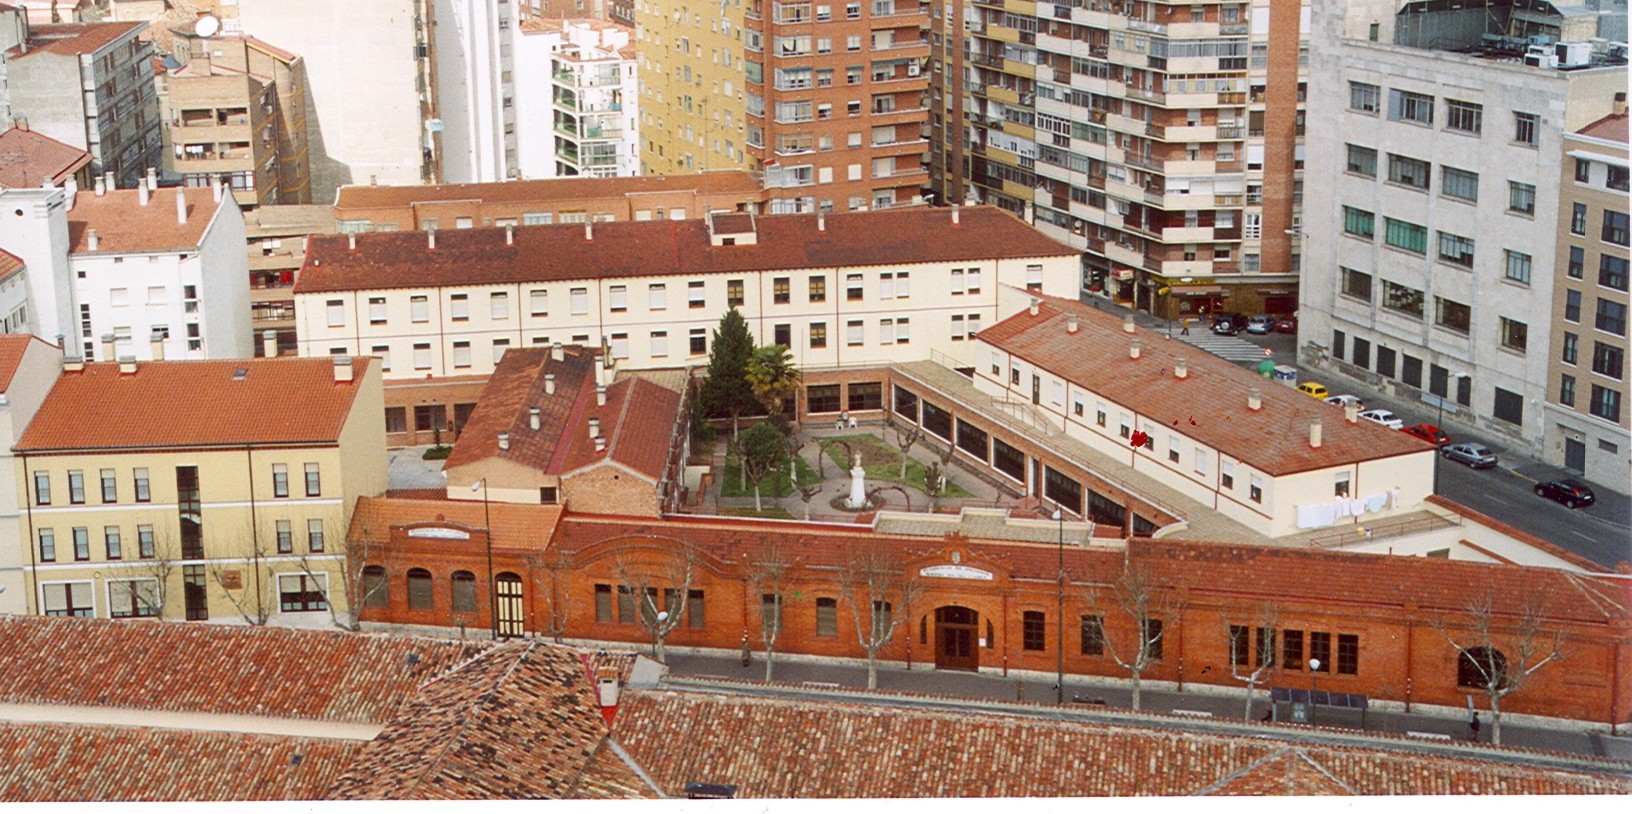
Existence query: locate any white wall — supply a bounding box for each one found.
[0,188,74,346]
[432,0,505,184]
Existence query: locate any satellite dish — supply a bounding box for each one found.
[195,15,220,38]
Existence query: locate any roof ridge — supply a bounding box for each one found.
[1190,745,1292,795]
[1289,748,1360,795]
[395,641,541,796]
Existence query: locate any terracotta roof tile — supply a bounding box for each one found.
[558,376,683,481]
[0,248,21,283]
[0,333,50,391]
[979,297,1429,475]
[349,496,565,552]
[0,127,91,188]
[569,740,664,798]
[15,21,143,58]
[1578,112,1629,143]
[0,723,364,802]
[0,615,485,723]
[294,206,1077,294]
[1197,748,1358,795]
[443,346,598,472]
[15,356,372,452]
[333,172,761,211]
[68,187,226,254]
[325,641,611,799]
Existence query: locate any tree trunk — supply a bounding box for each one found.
[866,654,879,690]
[900,451,909,480]
[1244,687,1255,720]
[764,649,776,682]
[654,634,667,664]
[1130,667,1143,711]
[753,483,763,512]
[1490,693,1502,746]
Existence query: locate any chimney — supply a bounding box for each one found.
[594,435,607,454]
[1616,91,1627,116]
[64,175,77,203]
[94,175,106,196]
[951,204,960,225]
[149,330,165,361]
[1309,416,1323,449]
[427,229,436,249]
[817,213,825,231]
[118,355,137,375]
[584,221,593,240]
[63,355,84,373]
[1028,297,1040,316]
[262,329,278,358]
[1122,315,1135,333]
[595,384,607,406]
[498,431,511,450]
[138,175,150,206]
[1066,314,1079,334]
[1345,402,1360,424]
[1174,358,1187,379]
[551,342,564,362]
[103,172,113,192]
[1248,388,1262,411]
[597,676,621,707]
[588,417,601,438]
[545,373,556,395]
[146,167,157,193]
[505,225,514,245]
[212,178,223,202]
[529,407,541,430]
[348,233,357,250]
[100,333,116,361]
[333,356,354,382]
[1129,339,1141,360]
[175,188,188,225]
[86,228,99,251]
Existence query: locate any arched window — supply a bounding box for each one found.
[1457,646,1508,689]
[451,570,478,613]
[362,565,389,608]
[407,568,434,611]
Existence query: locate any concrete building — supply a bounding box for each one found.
[164,31,313,206]
[2,18,161,190]
[244,203,335,356]
[0,334,62,613]
[1298,0,1626,456]
[13,354,387,623]
[1545,109,1629,487]
[949,0,1309,318]
[634,0,748,180]
[330,171,764,231]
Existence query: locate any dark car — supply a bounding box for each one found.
[1441,442,1497,469]
[1535,478,1596,509]
[1211,312,1246,335]
[1401,423,1450,446]
[1274,315,1297,333]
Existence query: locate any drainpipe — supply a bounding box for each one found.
[21,452,37,614]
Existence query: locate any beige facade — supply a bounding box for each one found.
[245,204,337,356]
[635,0,750,177]
[1544,116,1630,488]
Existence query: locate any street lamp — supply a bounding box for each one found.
[1052,504,1065,704]
[1308,658,1321,726]
[471,478,495,639]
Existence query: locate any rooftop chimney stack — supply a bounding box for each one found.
[1122,315,1135,333]
[100,333,116,361]
[588,417,601,438]
[584,222,593,240]
[138,175,149,206]
[118,355,137,375]
[1129,339,1141,360]
[594,435,607,454]
[63,355,84,373]
[1028,297,1040,316]
[94,175,106,196]
[1248,388,1262,411]
[333,356,354,383]
[552,342,564,362]
[951,204,960,225]
[64,175,77,203]
[175,188,188,225]
[529,407,541,430]
[545,373,556,395]
[103,172,113,192]
[1174,358,1187,379]
[427,229,436,249]
[87,228,99,251]
[146,167,156,192]
[348,233,356,250]
[497,432,511,450]
[595,384,607,406]
[211,178,222,203]
[149,330,165,361]
[1309,416,1323,449]
[262,329,278,358]
[1616,91,1628,116]
[1067,314,1079,334]
[1344,402,1359,424]
[505,225,514,245]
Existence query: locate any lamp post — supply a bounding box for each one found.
[1052,504,1065,704]
[471,478,495,639]
[1308,658,1321,726]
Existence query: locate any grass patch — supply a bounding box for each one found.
[720,506,795,519]
[818,435,973,498]
[422,446,452,460]
[719,454,819,498]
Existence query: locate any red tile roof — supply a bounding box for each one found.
[611,690,1631,796]
[68,187,226,254]
[325,640,615,799]
[15,356,373,452]
[1197,748,1357,795]
[558,376,683,481]
[333,171,761,210]
[15,21,143,57]
[0,333,51,391]
[294,206,1076,294]
[349,496,565,552]
[1578,112,1629,143]
[0,615,485,723]
[0,723,364,802]
[0,127,91,189]
[978,297,1429,475]
[444,345,598,472]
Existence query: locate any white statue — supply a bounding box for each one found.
[845,452,867,509]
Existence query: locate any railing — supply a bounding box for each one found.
[1127,19,1166,34]
[1305,514,1459,549]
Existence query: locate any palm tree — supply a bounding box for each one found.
[746,344,801,417]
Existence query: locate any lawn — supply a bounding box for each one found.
[818,434,973,498]
[719,454,819,498]
[720,506,796,519]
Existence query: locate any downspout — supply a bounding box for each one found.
[21,452,38,614]
[1404,612,1415,713]
[245,446,262,620]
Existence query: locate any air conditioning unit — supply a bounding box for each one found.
[907,63,920,76]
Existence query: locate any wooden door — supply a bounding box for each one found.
[935,606,980,671]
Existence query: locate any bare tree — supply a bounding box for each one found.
[206,519,274,626]
[526,544,575,643]
[1086,560,1181,711]
[132,522,182,619]
[1432,590,1565,745]
[613,545,699,663]
[747,538,800,681]
[889,418,922,480]
[1223,603,1281,720]
[921,444,955,512]
[313,518,392,632]
[841,545,923,689]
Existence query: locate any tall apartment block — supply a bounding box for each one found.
[949,0,1307,317]
[1300,0,1625,456]
[634,0,751,178]
[1544,108,1628,488]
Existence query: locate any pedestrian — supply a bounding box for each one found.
[740,633,752,669]
[1180,317,1191,335]
[1469,712,1481,741]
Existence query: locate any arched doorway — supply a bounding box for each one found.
[934,606,980,671]
[495,572,525,638]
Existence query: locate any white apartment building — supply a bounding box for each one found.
[291,205,1078,378]
[1299,0,1625,454]
[0,334,62,613]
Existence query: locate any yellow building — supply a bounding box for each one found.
[14,354,386,625]
[635,0,749,176]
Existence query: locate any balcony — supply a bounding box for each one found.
[1126,85,1164,104]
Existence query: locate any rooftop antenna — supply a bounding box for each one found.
[195,15,220,38]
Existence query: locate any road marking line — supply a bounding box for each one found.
[1570,531,1594,541]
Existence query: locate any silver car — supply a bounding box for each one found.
[1441,442,1498,469]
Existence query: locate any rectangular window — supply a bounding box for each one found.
[1445,99,1482,134]
[1043,466,1082,515]
[647,284,667,311]
[1340,268,1372,301]
[1436,232,1474,268]
[1594,341,1626,380]
[1144,618,1164,660]
[109,578,159,618]
[326,299,346,327]
[807,384,841,413]
[72,527,90,561]
[689,328,707,355]
[1596,299,1627,336]
[1282,629,1304,670]
[1220,459,1235,489]
[570,287,589,315]
[1248,474,1263,503]
[1604,211,1630,247]
[687,590,706,629]
[410,296,429,322]
[808,321,827,349]
[1563,332,1579,364]
[846,274,864,301]
[43,582,94,617]
[595,584,613,622]
[1560,373,1575,406]
[773,277,790,304]
[307,518,326,552]
[1022,611,1046,651]
[955,418,989,461]
[1493,386,1524,425]
[816,597,838,637]
[1504,250,1532,284]
[529,289,548,316]
[1513,112,1538,145]
[68,471,85,504]
[100,469,117,503]
[1080,614,1105,655]
[1591,384,1623,422]
[272,463,289,498]
[1381,281,1425,317]
[727,279,745,307]
[1348,82,1379,113]
[921,401,952,441]
[38,528,55,561]
[849,382,883,411]
[1337,634,1359,675]
[1341,206,1374,238]
[1435,297,1471,333]
[104,526,121,559]
[33,472,49,505]
[279,573,328,612]
[1387,154,1430,189]
[137,525,154,558]
[1383,218,1427,254]
[808,276,826,302]
[1499,318,1527,353]
[688,281,706,308]
[1572,203,1589,235]
[449,293,469,321]
[967,269,982,294]
[1602,256,1630,292]
[1440,166,1478,202]
[304,463,321,496]
[1309,632,1331,671]
[846,320,864,346]
[1344,144,1377,177]
[1507,181,1535,214]
[991,437,1025,482]
[490,292,509,320]
[275,519,293,553]
[1388,89,1433,124]
[132,468,149,503]
[1569,246,1586,279]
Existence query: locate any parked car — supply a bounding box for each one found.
[1245,315,1274,334]
[1210,313,1243,335]
[1441,442,1498,469]
[1274,315,1298,333]
[1356,408,1404,430]
[1400,423,1450,446]
[1535,478,1596,509]
[1296,382,1329,400]
[1324,394,1366,411]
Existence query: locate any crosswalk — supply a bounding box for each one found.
[1172,332,1276,363]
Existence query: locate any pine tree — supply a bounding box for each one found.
[700,309,759,436]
